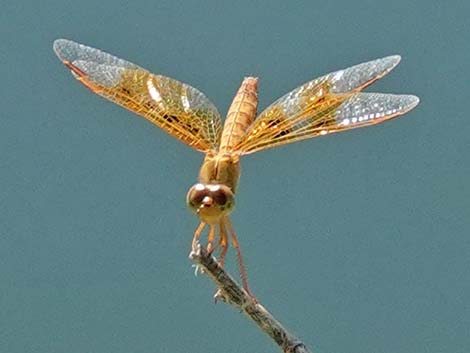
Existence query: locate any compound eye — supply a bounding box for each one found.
[208,185,234,211]
[187,184,208,208]
[212,188,227,205]
[191,190,206,205]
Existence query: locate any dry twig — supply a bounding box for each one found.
[189,245,312,353]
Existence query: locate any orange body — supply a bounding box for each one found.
[198,77,258,194]
[220,77,258,153]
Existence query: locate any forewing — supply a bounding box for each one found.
[234,56,419,154]
[53,39,222,152]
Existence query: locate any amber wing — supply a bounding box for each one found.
[53,39,222,152]
[233,56,419,154]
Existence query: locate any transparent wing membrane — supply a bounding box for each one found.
[335,93,419,126]
[234,55,418,154]
[54,40,419,155]
[236,92,418,153]
[325,55,401,93]
[53,39,222,152]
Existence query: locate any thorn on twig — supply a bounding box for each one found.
[214,289,226,304]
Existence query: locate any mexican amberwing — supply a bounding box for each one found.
[53,39,419,296]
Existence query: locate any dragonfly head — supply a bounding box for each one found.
[186,183,235,224]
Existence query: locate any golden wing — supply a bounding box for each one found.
[53,39,222,152]
[233,56,419,154]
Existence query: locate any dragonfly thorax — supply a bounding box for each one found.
[198,152,240,192]
[186,183,235,224]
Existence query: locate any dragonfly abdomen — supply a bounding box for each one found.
[219,77,258,152]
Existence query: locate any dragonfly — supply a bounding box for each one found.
[53,39,419,296]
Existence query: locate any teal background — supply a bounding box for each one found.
[1,1,469,352]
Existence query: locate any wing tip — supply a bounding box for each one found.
[53,38,76,61]
[391,94,419,115]
[380,54,402,72]
[387,54,402,64]
[405,94,420,110]
[53,38,64,58]
[53,38,68,46]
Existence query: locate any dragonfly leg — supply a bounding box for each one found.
[226,217,255,299]
[218,220,229,268]
[206,224,215,253]
[192,222,206,251]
